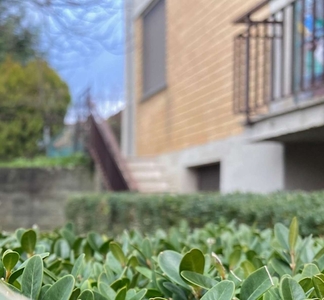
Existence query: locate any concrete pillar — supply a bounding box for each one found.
[221,142,285,193]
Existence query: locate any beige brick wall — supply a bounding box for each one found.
[135,0,267,156]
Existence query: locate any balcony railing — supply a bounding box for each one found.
[233,0,324,123]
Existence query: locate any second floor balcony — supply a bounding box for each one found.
[233,0,324,124]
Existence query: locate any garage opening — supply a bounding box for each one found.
[190,163,221,192]
[285,143,324,191]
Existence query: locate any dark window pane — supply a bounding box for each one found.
[143,0,166,98]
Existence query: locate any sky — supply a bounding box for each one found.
[37,0,126,122]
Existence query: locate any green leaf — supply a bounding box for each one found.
[39,284,51,300]
[158,251,188,288]
[229,249,241,270]
[241,260,256,278]
[0,261,5,279]
[240,266,273,300]
[93,291,110,300]
[179,248,205,275]
[21,230,37,255]
[274,223,289,251]
[313,274,324,298]
[21,255,43,300]
[79,290,94,300]
[98,282,116,299]
[116,286,127,300]
[2,250,20,272]
[142,238,153,259]
[136,266,152,279]
[59,228,76,247]
[298,277,313,294]
[87,232,103,252]
[163,282,187,300]
[71,253,85,279]
[128,289,147,300]
[180,271,217,289]
[42,274,75,300]
[200,280,235,300]
[269,258,292,277]
[301,263,320,278]
[289,217,298,252]
[280,277,306,300]
[54,238,70,259]
[109,242,127,267]
[69,289,81,300]
[15,228,26,244]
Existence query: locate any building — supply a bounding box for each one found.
[122,0,324,193]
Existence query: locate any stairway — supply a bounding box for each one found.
[127,157,172,193]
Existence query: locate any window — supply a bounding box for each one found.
[142,0,166,99]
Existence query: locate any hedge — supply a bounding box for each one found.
[65,191,324,236]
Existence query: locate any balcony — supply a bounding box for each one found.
[233,0,324,124]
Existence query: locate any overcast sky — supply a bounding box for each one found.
[38,0,125,121]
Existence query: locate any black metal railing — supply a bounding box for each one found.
[234,0,324,123]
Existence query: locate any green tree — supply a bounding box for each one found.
[0,0,38,64]
[0,57,70,159]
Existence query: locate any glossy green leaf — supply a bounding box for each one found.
[42,274,75,300]
[200,280,235,300]
[158,250,188,288]
[87,232,103,252]
[313,274,324,298]
[289,217,298,252]
[301,263,320,278]
[21,230,37,255]
[142,238,153,259]
[93,291,110,300]
[240,266,273,300]
[241,260,256,278]
[179,248,205,275]
[21,255,43,300]
[2,250,20,272]
[269,258,292,277]
[128,289,147,300]
[98,282,116,299]
[0,261,5,279]
[229,249,241,270]
[299,277,313,294]
[280,277,306,300]
[180,271,217,289]
[274,223,289,251]
[110,242,127,267]
[71,253,85,279]
[116,286,127,300]
[69,288,81,300]
[79,289,94,300]
[39,284,51,300]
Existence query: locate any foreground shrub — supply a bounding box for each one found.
[1,219,324,299]
[66,191,324,236]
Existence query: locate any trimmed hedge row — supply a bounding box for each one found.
[65,192,324,236]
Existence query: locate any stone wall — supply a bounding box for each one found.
[0,167,95,231]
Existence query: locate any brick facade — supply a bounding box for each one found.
[135,0,267,155]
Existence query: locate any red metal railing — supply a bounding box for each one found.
[233,0,324,123]
[88,113,138,192]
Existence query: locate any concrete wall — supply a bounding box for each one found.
[0,167,95,231]
[158,134,286,194]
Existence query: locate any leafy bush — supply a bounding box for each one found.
[1,219,324,299]
[66,191,324,236]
